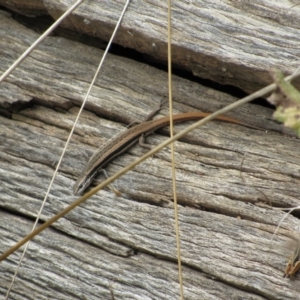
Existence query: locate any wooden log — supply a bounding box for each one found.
[1,8,300,300]
[1,211,272,300]
[1,0,300,93]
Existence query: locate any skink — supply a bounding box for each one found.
[73,111,258,195]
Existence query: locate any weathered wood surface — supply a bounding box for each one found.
[1,0,300,94]
[1,7,300,300]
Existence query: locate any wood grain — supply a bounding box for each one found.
[1,6,300,300]
[1,0,300,93]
